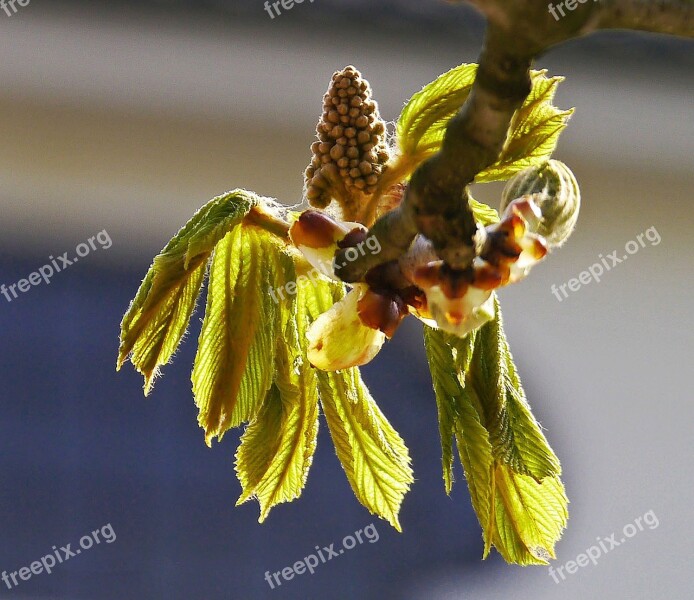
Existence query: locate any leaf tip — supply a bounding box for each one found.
[235,493,251,507]
[143,369,159,397]
[116,344,129,372]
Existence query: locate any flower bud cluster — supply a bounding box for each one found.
[305,66,390,215]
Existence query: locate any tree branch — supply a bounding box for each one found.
[335,0,693,283]
[592,0,694,37]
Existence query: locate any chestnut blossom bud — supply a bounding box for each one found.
[500,159,581,248]
[305,66,390,218]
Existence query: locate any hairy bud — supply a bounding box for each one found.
[500,159,580,247]
[305,66,390,220]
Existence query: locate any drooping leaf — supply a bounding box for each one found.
[476,71,574,183]
[234,385,289,509]
[117,189,261,393]
[455,371,568,565]
[305,280,413,531]
[423,299,567,564]
[423,327,457,494]
[490,465,568,565]
[470,297,561,481]
[424,324,495,530]
[454,386,496,554]
[423,325,479,494]
[318,369,413,532]
[234,276,320,520]
[192,223,295,445]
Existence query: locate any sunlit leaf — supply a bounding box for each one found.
[234,276,320,520]
[192,224,295,445]
[393,66,572,186]
[476,71,574,183]
[305,280,413,531]
[118,189,261,393]
[423,325,479,494]
[470,198,500,226]
[471,297,561,480]
[397,63,478,160]
[424,324,495,526]
[318,369,413,531]
[424,298,567,564]
[490,465,568,565]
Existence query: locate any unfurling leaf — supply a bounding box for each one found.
[489,465,568,565]
[476,71,574,183]
[119,189,413,529]
[423,324,479,494]
[424,298,567,564]
[318,368,413,531]
[235,277,319,520]
[306,280,413,531]
[470,297,561,481]
[394,66,572,186]
[397,63,478,161]
[193,222,295,445]
[117,189,260,393]
[469,198,500,227]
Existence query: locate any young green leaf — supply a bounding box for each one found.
[393,66,572,187]
[423,325,479,494]
[476,71,574,183]
[318,369,413,531]
[234,277,320,520]
[469,198,500,227]
[118,189,261,393]
[305,279,413,531]
[424,325,496,537]
[423,329,456,494]
[489,466,568,565]
[453,373,567,565]
[469,297,561,481]
[454,390,496,555]
[192,224,295,446]
[235,385,292,509]
[397,63,478,160]
[423,299,567,564]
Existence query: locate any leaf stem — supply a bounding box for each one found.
[244,205,291,241]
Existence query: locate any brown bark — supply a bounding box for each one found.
[335,0,693,283]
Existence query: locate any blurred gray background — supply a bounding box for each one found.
[0,1,692,599]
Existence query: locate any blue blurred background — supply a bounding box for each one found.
[0,2,692,599]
